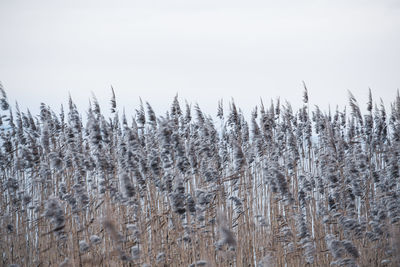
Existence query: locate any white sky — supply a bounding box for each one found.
[1,0,399,118]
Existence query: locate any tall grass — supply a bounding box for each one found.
[1,84,399,267]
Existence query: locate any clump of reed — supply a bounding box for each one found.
[1,83,400,266]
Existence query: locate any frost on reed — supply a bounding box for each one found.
[1,84,400,266]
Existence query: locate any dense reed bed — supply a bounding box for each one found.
[1,84,399,267]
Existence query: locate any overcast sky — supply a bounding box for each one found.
[1,0,399,118]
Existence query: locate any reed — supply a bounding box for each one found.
[1,84,399,266]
